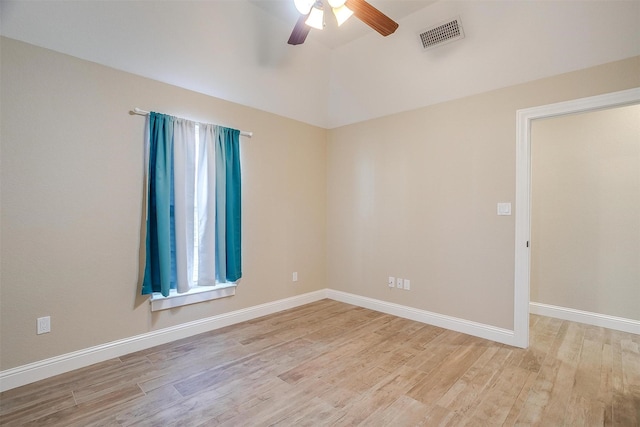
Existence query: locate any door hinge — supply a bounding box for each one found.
[526,241,530,248]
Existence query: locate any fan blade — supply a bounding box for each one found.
[288,13,311,45]
[345,0,399,37]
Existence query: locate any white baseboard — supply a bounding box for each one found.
[1,289,520,393]
[326,290,516,347]
[0,290,327,393]
[530,302,640,335]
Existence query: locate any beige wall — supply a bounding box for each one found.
[326,56,640,330]
[2,35,639,371]
[0,38,327,370]
[530,105,640,321]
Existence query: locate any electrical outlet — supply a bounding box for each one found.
[37,316,51,335]
[403,279,411,290]
[396,278,403,289]
[292,272,298,282]
[388,276,395,288]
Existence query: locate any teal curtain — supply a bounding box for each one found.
[142,113,175,296]
[215,126,242,283]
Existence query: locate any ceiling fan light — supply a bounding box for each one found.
[305,5,324,30]
[327,0,346,8]
[332,5,353,26]
[294,0,314,15]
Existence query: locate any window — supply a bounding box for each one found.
[141,113,242,310]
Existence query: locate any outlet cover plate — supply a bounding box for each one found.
[37,316,51,334]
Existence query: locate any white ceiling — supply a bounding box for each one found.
[1,0,639,129]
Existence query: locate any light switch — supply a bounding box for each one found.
[497,203,511,216]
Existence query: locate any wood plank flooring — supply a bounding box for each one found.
[1,299,638,426]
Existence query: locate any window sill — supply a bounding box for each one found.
[150,283,236,312]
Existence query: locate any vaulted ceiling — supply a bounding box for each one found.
[1,0,639,128]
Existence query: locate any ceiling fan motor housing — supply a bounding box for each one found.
[289,0,399,45]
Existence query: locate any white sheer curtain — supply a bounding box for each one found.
[171,120,219,292]
[196,124,217,286]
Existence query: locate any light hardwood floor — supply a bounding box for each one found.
[1,299,638,426]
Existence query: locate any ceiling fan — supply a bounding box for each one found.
[288,0,399,45]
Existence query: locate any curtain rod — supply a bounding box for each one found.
[133,108,253,138]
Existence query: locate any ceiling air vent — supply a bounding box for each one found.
[418,16,465,51]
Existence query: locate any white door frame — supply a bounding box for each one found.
[513,87,640,348]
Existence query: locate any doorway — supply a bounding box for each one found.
[530,104,639,323]
[513,88,640,348]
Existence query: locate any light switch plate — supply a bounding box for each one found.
[497,203,511,216]
[396,278,403,289]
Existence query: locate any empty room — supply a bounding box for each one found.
[0,0,638,425]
